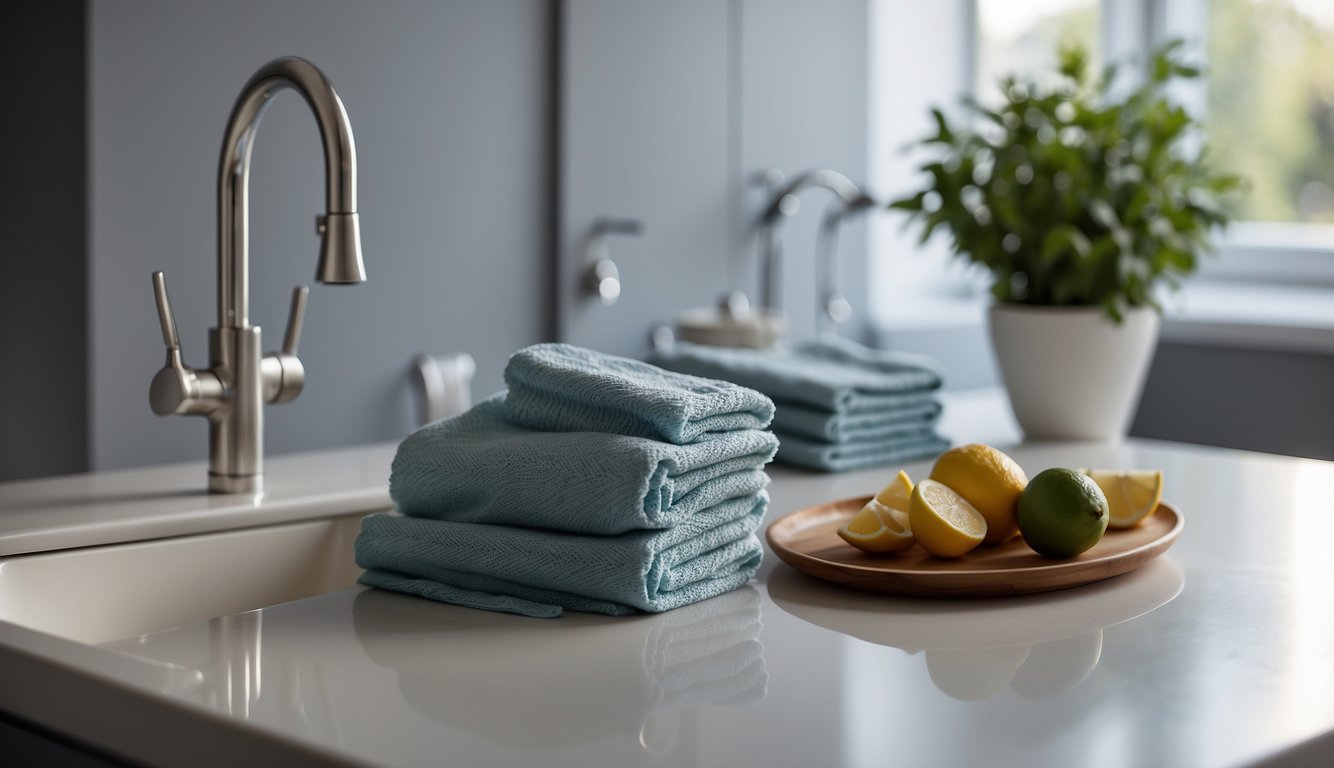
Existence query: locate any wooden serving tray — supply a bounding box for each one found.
[766,495,1183,598]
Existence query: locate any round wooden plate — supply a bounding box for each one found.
[766,495,1183,598]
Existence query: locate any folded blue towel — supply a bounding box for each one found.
[504,343,774,444]
[771,397,943,443]
[390,395,777,535]
[774,431,950,473]
[355,491,768,618]
[649,338,942,414]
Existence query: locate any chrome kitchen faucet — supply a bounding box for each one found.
[755,169,874,316]
[148,57,366,494]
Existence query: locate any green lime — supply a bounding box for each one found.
[1017,468,1109,558]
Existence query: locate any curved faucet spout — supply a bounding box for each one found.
[815,194,878,333]
[217,56,364,328]
[754,169,874,313]
[761,169,865,224]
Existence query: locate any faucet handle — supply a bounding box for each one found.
[152,271,182,351]
[261,286,309,404]
[149,272,222,416]
[282,285,309,356]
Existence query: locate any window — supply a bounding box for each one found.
[977,0,1100,103]
[1205,0,1334,225]
[869,0,1334,337]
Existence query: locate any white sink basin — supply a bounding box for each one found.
[0,513,371,645]
[0,444,400,766]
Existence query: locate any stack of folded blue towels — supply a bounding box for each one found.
[354,343,779,618]
[651,336,950,472]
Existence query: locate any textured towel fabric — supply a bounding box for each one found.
[770,397,943,443]
[504,343,774,444]
[355,492,768,618]
[390,395,777,535]
[649,339,942,414]
[794,334,945,383]
[774,431,951,473]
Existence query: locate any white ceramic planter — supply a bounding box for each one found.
[988,304,1160,441]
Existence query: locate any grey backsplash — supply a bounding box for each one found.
[87,1,555,471]
[2,0,868,476]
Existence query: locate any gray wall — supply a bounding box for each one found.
[0,0,87,482]
[89,0,873,471]
[556,0,871,358]
[5,1,1324,475]
[5,0,875,479]
[557,0,734,357]
[89,0,553,470]
[739,0,870,341]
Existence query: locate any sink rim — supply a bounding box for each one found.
[0,441,396,557]
[0,512,376,645]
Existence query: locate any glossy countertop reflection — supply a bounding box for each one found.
[46,438,1331,767]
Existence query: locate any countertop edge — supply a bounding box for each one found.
[0,442,398,557]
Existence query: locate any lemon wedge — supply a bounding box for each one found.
[838,499,915,553]
[1084,469,1163,529]
[872,470,915,511]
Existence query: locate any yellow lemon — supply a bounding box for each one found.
[838,499,915,553]
[873,470,914,511]
[1084,469,1163,529]
[930,444,1028,544]
[908,479,987,558]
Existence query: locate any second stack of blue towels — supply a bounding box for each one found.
[651,337,950,472]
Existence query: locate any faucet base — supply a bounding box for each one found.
[206,325,265,495]
[209,472,262,495]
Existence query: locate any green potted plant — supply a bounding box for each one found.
[891,41,1242,440]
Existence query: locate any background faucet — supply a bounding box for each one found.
[148,57,366,494]
[815,193,877,334]
[754,169,876,323]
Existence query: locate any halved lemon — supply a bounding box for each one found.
[1083,469,1163,529]
[909,479,987,558]
[838,499,915,553]
[930,444,1027,544]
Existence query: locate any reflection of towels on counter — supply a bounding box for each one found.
[649,338,941,414]
[773,431,950,473]
[770,397,943,443]
[391,395,777,535]
[350,583,769,750]
[645,585,768,709]
[356,492,768,619]
[505,343,774,444]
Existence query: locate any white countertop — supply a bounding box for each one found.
[3,437,1334,767]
